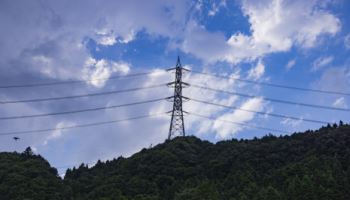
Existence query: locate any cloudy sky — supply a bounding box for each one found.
[1,0,349,173]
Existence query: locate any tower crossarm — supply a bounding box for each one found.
[167,56,188,140]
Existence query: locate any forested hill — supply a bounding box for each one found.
[1,123,350,200]
[0,148,67,200]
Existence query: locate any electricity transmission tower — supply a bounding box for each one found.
[167,56,189,140]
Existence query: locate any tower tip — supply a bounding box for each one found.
[176,56,181,67]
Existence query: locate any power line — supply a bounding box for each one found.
[0,112,166,136]
[0,84,165,104]
[188,112,291,134]
[0,98,164,120]
[191,84,350,112]
[190,70,350,96]
[190,98,331,125]
[0,71,163,89]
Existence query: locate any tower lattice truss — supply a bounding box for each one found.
[167,56,189,140]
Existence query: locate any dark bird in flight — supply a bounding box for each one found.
[13,137,20,141]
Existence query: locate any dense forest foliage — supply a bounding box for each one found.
[1,122,350,199]
[0,147,67,200]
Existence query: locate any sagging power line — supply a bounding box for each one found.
[0,98,164,120]
[0,71,163,89]
[191,98,331,125]
[0,111,293,139]
[191,84,350,112]
[0,57,293,140]
[0,113,165,136]
[188,112,291,134]
[0,84,165,104]
[191,70,350,96]
[2,57,348,141]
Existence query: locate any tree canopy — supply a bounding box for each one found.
[1,122,350,199]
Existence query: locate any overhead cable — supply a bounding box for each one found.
[0,112,165,136]
[188,112,291,134]
[191,84,350,112]
[190,70,350,96]
[0,70,164,89]
[0,84,165,104]
[0,98,164,120]
[191,98,331,125]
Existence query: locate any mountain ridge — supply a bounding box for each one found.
[1,123,350,199]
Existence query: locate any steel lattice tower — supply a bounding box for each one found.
[167,56,189,140]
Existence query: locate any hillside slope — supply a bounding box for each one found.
[1,123,350,199]
[64,123,350,200]
[0,148,67,200]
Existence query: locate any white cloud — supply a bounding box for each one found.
[181,0,341,64]
[82,58,130,88]
[180,21,230,63]
[248,60,265,80]
[248,0,338,46]
[285,59,296,70]
[333,97,348,108]
[183,68,241,136]
[95,30,117,46]
[208,0,227,16]
[95,29,135,46]
[1,0,344,171]
[31,146,38,154]
[138,64,247,138]
[263,106,274,119]
[281,117,303,128]
[1,0,340,82]
[119,31,135,44]
[312,56,334,71]
[0,0,190,83]
[311,67,350,115]
[0,0,268,173]
[213,97,265,139]
[315,67,350,92]
[43,121,75,145]
[345,34,350,49]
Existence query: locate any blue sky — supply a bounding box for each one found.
[0,0,349,174]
